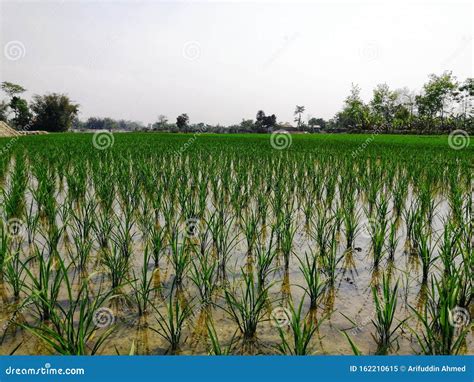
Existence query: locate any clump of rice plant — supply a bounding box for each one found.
[4,244,28,300]
[150,286,193,354]
[222,270,269,341]
[297,251,326,309]
[101,244,130,290]
[410,275,470,355]
[371,274,403,354]
[21,258,115,355]
[255,230,277,292]
[129,246,155,317]
[275,297,323,355]
[190,242,217,306]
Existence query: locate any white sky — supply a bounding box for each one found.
[1,0,472,125]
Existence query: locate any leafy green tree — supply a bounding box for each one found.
[176,114,189,129]
[337,84,370,129]
[31,93,79,132]
[370,84,397,131]
[415,72,457,130]
[294,105,305,128]
[0,100,10,122]
[1,81,31,128]
[240,119,254,132]
[453,78,473,132]
[255,110,277,132]
[153,114,168,130]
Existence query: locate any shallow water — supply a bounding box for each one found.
[0,156,472,356]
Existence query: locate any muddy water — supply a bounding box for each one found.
[0,175,472,355]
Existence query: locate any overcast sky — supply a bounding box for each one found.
[0,0,472,126]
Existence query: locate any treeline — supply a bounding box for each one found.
[149,71,473,134]
[1,71,472,134]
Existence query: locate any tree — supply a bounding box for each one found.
[294,105,305,128]
[255,110,277,132]
[176,113,189,129]
[337,84,370,129]
[152,114,168,130]
[308,117,326,130]
[1,82,26,98]
[1,81,31,128]
[31,93,79,132]
[240,119,254,132]
[370,83,397,130]
[0,100,9,122]
[453,78,473,132]
[415,72,457,130]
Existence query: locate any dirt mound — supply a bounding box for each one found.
[0,122,49,137]
[0,121,21,137]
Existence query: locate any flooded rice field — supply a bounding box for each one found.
[0,133,472,355]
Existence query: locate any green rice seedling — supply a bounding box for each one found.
[275,297,322,355]
[111,207,136,260]
[312,208,334,255]
[320,227,341,287]
[438,222,459,277]
[371,274,403,354]
[368,198,389,268]
[387,219,399,261]
[150,286,194,354]
[4,244,28,300]
[23,246,65,321]
[3,153,27,219]
[392,174,408,219]
[207,318,237,355]
[255,230,277,292]
[22,262,115,355]
[207,212,238,278]
[190,243,217,306]
[279,209,297,269]
[409,275,470,355]
[413,223,435,283]
[240,207,259,255]
[223,270,269,341]
[341,331,362,355]
[169,228,191,286]
[0,223,8,279]
[343,207,360,250]
[101,244,130,290]
[92,209,113,249]
[129,246,155,317]
[149,223,165,268]
[24,198,40,245]
[297,251,326,309]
